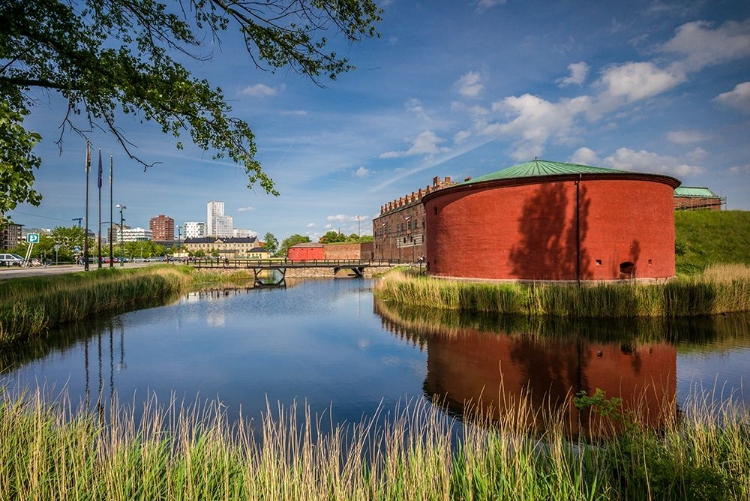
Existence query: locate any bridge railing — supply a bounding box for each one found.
[188,258,402,269]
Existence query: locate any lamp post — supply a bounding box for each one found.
[177,225,182,261]
[116,204,126,267]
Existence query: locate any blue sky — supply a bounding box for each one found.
[11,0,750,241]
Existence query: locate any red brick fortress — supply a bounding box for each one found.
[422,160,681,281]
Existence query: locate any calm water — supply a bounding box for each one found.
[2,278,749,430]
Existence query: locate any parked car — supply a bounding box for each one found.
[0,253,25,266]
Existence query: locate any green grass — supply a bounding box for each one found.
[0,387,747,500]
[0,266,193,347]
[675,210,750,275]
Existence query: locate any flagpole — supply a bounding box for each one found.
[84,141,91,272]
[97,149,102,269]
[109,155,114,268]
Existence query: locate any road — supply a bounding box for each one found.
[0,262,155,279]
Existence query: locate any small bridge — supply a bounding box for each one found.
[189,258,398,286]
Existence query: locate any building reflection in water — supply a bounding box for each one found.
[374,299,677,437]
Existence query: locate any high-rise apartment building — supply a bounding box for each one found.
[206,201,223,237]
[149,214,175,242]
[206,201,233,237]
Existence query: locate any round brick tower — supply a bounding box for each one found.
[422,159,681,281]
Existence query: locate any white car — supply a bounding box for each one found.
[0,253,25,266]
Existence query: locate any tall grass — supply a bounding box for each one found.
[0,386,747,500]
[374,264,750,318]
[0,266,192,346]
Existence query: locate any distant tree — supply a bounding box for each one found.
[50,226,86,253]
[1,0,382,207]
[278,234,311,257]
[263,232,279,255]
[319,230,346,244]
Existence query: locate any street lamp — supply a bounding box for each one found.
[177,225,182,261]
[116,204,126,267]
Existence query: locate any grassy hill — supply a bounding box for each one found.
[675,210,750,274]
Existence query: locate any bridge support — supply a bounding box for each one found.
[253,267,286,286]
[333,266,365,278]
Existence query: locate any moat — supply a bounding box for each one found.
[2,278,748,429]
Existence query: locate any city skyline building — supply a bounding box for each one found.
[149,214,175,242]
[183,221,206,239]
[206,201,224,237]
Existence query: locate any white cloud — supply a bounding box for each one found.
[660,20,750,73]
[569,147,600,166]
[454,130,471,143]
[666,130,707,145]
[455,72,484,98]
[379,130,450,158]
[557,62,589,87]
[597,62,685,103]
[729,164,750,174]
[475,0,507,12]
[406,98,431,121]
[236,206,254,212]
[714,82,750,114]
[327,214,360,223]
[280,110,308,116]
[602,147,704,177]
[486,94,590,159]
[355,166,371,177]
[306,223,316,228]
[239,83,281,97]
[686,147,707,162]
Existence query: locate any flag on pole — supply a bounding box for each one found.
[98,149,103,189]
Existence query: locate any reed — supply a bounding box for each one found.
[0,386,746,500]
[0,266,192,347]
[374,266,750,318]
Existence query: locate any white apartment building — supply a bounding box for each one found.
[206,201,230,237]
[215,215,234,238]
[232,228,255,238]
[183,221,206,239]
[115,227,152,243]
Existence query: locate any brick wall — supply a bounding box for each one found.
[425,176,677,280]
[324,242,373,260]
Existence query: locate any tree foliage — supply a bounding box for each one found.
[319,230,371,244]
[262,232,278,255]
[0,0,381,209]
[278,233,311,257]
[0,101,42,225]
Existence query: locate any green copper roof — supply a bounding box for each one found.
[462,159,629,184]
[674,186,718,198]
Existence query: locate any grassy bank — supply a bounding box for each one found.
[0,387,746,500]
[374,264,750,318]
[0,266,193,347]
[675,210,750,274]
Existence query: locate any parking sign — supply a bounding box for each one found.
[27,233,40,244]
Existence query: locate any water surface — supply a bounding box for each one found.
[2,279,748,430]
